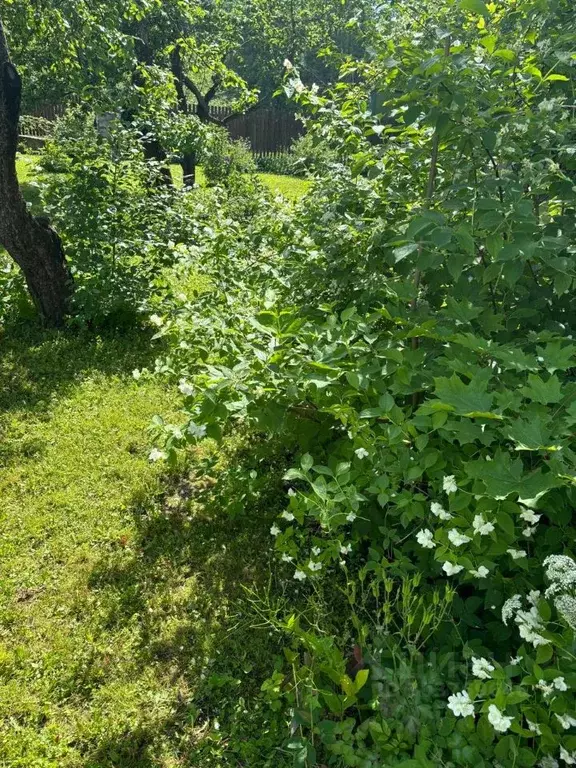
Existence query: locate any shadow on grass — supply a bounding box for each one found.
[0,323,166,415]
[85,439,293,767]
[0,323,168,471]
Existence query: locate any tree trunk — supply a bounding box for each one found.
[131,32,172,186]
[0,19,73,326]
[170,45,196,188]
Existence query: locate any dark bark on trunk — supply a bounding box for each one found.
[131,32,172,186]
[0,19,73,326]
[170,45,196,187]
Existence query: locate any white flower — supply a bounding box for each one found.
[346,512,357,523]
[554,594,576,631]
[554,677,569,691]
[471,657,495,680]
[312,547,321,556]
[537,679,554,696]
[340,544,352,555]
[150,314,163,327]
[431,502,452,520]
[507,548,527,560]
[281,553,294,563]
[473,514,495,536]
[288,488,296,497]
[283,58,294,70]
[443,475,458,494]
[560,747,576,765]
[515,605,550,647]
[539,755,559,768]
[148,448,166,462]
[545,555,576,593]
[470,565,490,578]
[416,529,436,549]
[523,526,537,537]
[308,561,322,572]
[555,714,576,730]
[443,561,464,576]
[355,448,369,459]
[213,719,220,731]
[293,569,307,581]
[133,369,141,380]
[179,380,194,397]
[448,529,471,547]
[502,595,523,625]
[488,704,513,733]
[510,656,522,666]
[529,588,541,603]
[447,690,475,717]
[527,719,542,735]
[520,507,541,524]
[270,525,281,536]
[281,511,295,521]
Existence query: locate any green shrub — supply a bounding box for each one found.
[153,1,576,765]
[201,126,256,186]
[255,152,299,176]
[39,108,207,327]
[289,131,339,177]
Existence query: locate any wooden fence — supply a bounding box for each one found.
[20,104,304,155]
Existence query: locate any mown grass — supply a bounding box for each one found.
[0,326,287,767]
[17,154,310,204]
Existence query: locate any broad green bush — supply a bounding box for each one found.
[201,126,256,186]
[39,108,208,327]
[289,131,340,178]
[153,0,576,764]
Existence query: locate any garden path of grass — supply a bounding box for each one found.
[0,328,285,767]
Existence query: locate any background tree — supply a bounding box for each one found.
[0,17,72,326]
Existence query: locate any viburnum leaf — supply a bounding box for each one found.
[536,342,576,374]
[433,375,494,415]
[521,374,563,404]
[467,453,523,498]
[506,417,553,451]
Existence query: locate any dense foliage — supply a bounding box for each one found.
[148,0,576,765]
[2,0,576,765]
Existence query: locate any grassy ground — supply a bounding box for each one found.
[16,154,310,203]
[0,326,287,767]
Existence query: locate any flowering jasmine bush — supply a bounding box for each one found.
[153,0,576,764]
[445,557,576,766]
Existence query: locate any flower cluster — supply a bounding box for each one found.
[544,556,576,630]
[501,592,549,647]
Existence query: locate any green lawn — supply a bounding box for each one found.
[0,327,284,767]
[16,154,310,203]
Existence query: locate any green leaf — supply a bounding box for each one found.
[455,224,476,255]
[301,454,314,472]
[536,342,576,374]
[468,453,523,498]
[521,374,563,404]
[340,675,356,697]
[442,297,483,325]
[393,243,419,262]
[354,668,370,693]
[480,35,497,54]
[460,0,489,17]
[506,417,552,451]
[493,48,516,61]
[433,375,494,416]
[545,74,569,82]
[535,644,553,664]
